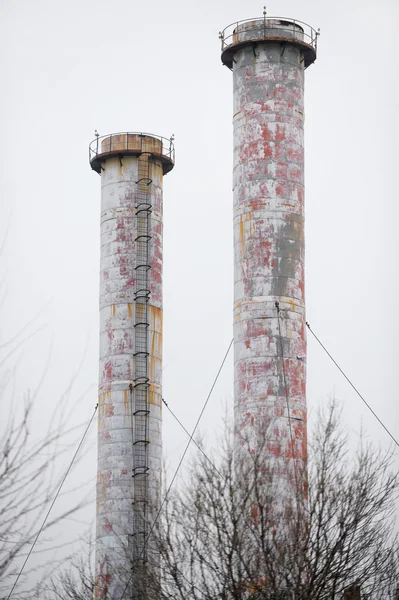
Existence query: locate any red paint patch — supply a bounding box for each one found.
[104,362,112,380]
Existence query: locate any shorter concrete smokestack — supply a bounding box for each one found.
[89,132,175,598]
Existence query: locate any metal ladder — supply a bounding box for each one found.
[132,150,152,579]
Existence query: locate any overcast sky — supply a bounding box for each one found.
[1,0,398,586]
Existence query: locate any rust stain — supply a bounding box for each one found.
[152,162,163,180]
[148,305,163,334]
[111,304,116,318]
[127,303,133,318]
[151,327,155,359]
[147,306,163,386]
[149,333,155,385]
[149,383,161,406]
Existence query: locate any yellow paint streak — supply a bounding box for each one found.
[248,212,253,238]
[286,298,300,313]
[234,297,262,311]
[239,214,245,256]
[127,303,133,318]
[123,389,129,415]
[111,304,116,317]
[98,471,107,500]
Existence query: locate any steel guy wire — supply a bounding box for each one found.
[162,398,226,483]
[119,338,234,599]
[6,404,99,600]
[306,321,399,448]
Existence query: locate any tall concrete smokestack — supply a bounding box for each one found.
[89,132,175,598]
[220,15,317,505]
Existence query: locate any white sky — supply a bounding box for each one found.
[1,0,398,587]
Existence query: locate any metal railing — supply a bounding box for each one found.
[89,131,175,165]
[220,16,319,55]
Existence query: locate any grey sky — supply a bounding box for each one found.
[1,0,398,586]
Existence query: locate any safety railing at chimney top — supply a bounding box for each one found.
[220,16,319,55]
[89,132,175,165]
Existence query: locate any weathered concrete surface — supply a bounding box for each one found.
[231,18,305,46]
[94,139,167,598]
[232,39,308,506]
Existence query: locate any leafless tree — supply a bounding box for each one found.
[47,401,399,600]
[42,533,96,600]
[0,397,93,599]
[42,525,158,600]
[0,304,94,599]
[150,401,399,600]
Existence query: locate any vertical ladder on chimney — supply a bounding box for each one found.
[132,149,152,584]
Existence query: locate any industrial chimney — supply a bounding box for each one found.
[220,13,317,508]
[89,132,175,598]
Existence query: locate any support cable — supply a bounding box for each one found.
[162,398,226,483]
[120,338,234,599]
[6,404,99,600]
[275,302,300,500]
[306,321,399,448]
